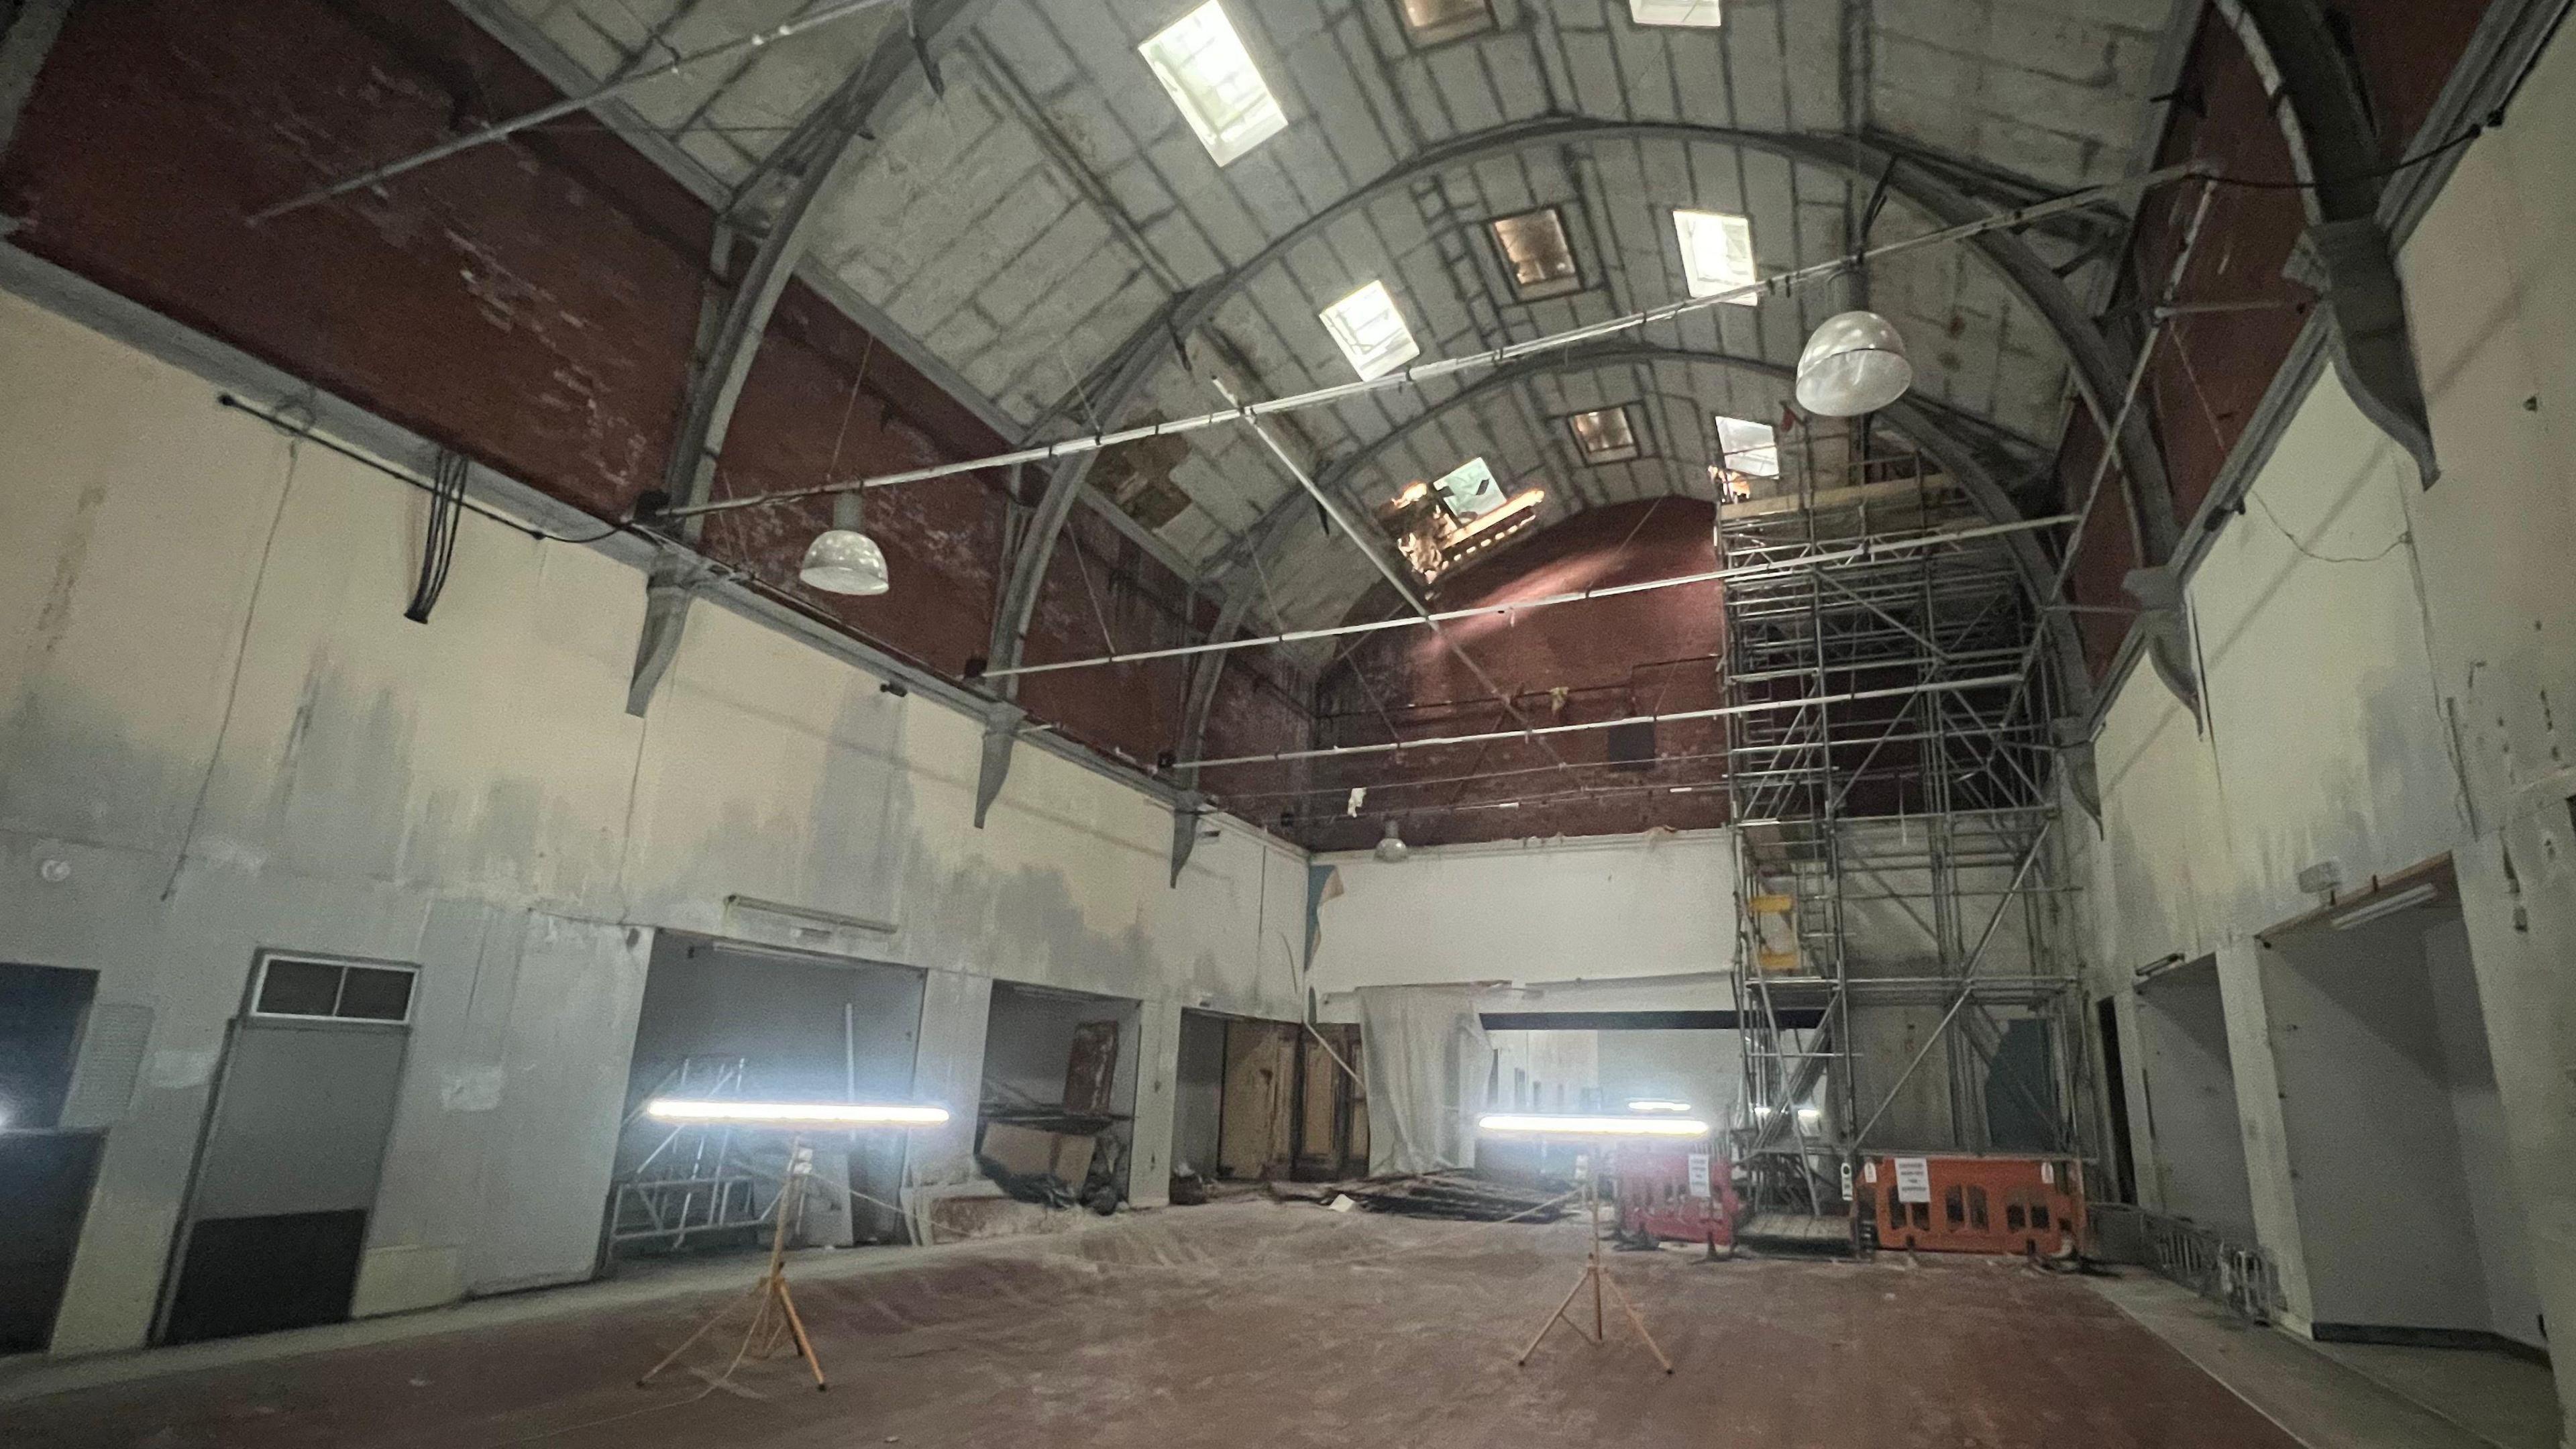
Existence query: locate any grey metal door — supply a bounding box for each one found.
[161,1020,407,1342]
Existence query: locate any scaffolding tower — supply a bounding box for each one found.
[1719,443,2082,1228]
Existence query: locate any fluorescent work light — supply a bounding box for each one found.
[645,1099,951,1127]
[1625,1099,1693,1114]
[1479,1112,1710,1137]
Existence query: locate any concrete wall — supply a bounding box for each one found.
[2080,13,2576,1415]
[0,289,1309,1355]
[1309,829,1737,1013]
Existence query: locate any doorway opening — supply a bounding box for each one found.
[975,983,1141,1212]
[2261,872,2546,1358]
[2132,957,2257,1247]
[1171,1011,1365,1199]
[608,932,925,1260]
[0,963,105,1353]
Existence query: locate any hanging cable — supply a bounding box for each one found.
[405,447,468,623]
[218,395,622,543]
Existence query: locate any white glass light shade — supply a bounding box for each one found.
[1794,310,1915,417]
[800,527,891,596]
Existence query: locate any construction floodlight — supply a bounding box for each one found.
[1478,1112,1709,1137]
[645,1099,950,1128]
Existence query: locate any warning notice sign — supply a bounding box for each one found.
[1894,1157,1933,1204]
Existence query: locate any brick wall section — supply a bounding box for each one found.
[1265,500,1731,853]
[2055,1,2490,682]
[0,0,1300,777]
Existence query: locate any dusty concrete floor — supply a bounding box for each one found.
[5,1201,2313,1448]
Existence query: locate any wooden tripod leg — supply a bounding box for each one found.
[1601,1271,1674,1374]
[637,1283,759,1387]
[771,1276,828,1392]
[1517,1265,1601,1364]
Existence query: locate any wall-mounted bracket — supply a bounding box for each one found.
[2287,220,2440,488]
[972,700,1026,828]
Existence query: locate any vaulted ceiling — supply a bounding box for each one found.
[472,0,2180,633]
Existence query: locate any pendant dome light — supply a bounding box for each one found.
[1794,310,1915,418]
[1374,818,1409,864]
[800,489,890,596]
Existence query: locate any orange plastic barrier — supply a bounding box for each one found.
[1858,1153,2086,1255]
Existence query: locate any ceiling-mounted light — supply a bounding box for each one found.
[1794,310,1914,417]
[1477,1113,1711,1137]
[2329,881,2440,931]
[645,1099,950,1127]
[1627,1099,1693,1114]
[1375,818,1409,863]
[800,490,890,596]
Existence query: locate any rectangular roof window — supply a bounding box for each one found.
[1140,2,1289,166]
[1399,0,1495,44]
[1630,0,1723,25]
[1321,280,1422,380]
[1674,209,1759,304]
[1491,208,1582,300]
[1431,457,1508,519]
[1568,407,1643,464]
[1715,415,1780,478]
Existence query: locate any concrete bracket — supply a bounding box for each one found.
[2288,219,2441,488]
[972,700,1026,828]
[2055,728,2104,823]
[2124,564,2202,719]
[1168,792,1205,888]
[625,549,713,717]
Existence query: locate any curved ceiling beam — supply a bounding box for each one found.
[627,0,1002,718]
[1166,343,2096,790]
[2213,0,2436,485]
[977,117,2162,820]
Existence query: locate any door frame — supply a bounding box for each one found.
[150,950,417,1344]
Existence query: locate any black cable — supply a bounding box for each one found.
[2194,119,2493,191]
[217,394,623,544]
[405,449,467,622]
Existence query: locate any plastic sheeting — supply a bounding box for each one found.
[1357,986,1490,1175]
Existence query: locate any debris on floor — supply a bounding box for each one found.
[1277,1171,1571,1222]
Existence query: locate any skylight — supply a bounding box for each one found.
[1630,0,1723,25]
[1674,209,1759,304]
[1320,280,1421,380]
[1431,457,1507,519]
[1491,207,1582,300]
[1399,0,1496,44]
[1568,407,1642,464]
[1715,415,1780,478]
[1139,2,1289,167]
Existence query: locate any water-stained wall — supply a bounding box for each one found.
[2076,20,2576,1422]
[0,291,1309,1355]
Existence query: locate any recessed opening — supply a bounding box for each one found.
[1320,280,1421,380]
[1397,0,1495,44]
[250,955,416,1024]
[1490,207,1582,299]
[1567,405,1643,464]
[1674,209,1759,303]
[1138,1,1288,167]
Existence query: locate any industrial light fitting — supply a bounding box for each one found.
[1477,1112,1711,1137]
[2328,881,2440,931]
[1625,1099,1693,1113]
[800,491,890,596]
[1794,309,1914,417]
[1374,818,1409,863]
[645,1099,950,1127]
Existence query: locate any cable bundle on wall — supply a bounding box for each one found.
[405,447,468,623]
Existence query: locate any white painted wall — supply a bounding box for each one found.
[2078,19,2576,1418]
[0,290,1309,1354]
[1308,829,1737,1012]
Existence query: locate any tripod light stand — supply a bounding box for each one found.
[633,1099,949,1394]
[1479,1112,1709,1375]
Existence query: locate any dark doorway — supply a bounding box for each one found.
[0,963,101,1352]
[2098,996,2137,1203]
